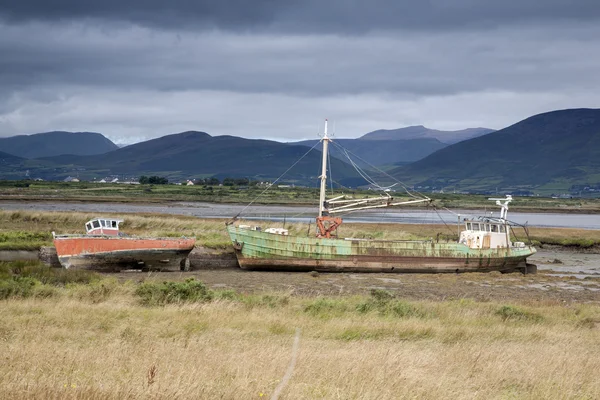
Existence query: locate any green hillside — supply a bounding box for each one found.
[360,126,495,144]
[391,108,600,193]
[0,131,118,158]
[41,131,363,185]
[0,151,62,180]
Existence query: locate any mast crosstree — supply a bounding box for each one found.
[315,120,431,238]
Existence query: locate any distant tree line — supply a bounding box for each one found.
[222,177,250,186]
[195,177,257,186]
[139,176,169,184]
[194,177,221,185]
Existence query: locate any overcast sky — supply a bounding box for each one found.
[0,1,599,144]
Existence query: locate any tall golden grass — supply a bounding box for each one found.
[1,288,599,399]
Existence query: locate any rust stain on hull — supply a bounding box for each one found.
[227,225,536,273]
[53,236,195,271]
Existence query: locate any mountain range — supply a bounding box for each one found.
[29,131,364,185]
[1,109,599,193]
[0,124,492,184]
[0,131,118,158]
[359,126,494,144]
[390,108,600,192]
[291,126,492,167]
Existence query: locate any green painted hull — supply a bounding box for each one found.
[226,225,537,273]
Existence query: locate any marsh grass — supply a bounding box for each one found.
[0,261,103,300]
[2,210,600,251]
[135,278,213,306]
[1,277,599,399]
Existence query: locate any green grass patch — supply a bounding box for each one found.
[356,289,430,318]
[0,261,102,300]
[240,293,290,309]
[0,261,100,285]
[303,297,349,318]
[0,231,53,250]
[135,278,214,306]
[496,305,544,323]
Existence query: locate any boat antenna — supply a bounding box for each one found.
[488,195,512,220]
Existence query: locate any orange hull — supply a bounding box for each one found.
[53,235,195,271]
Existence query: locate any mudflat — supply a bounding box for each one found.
[117,247,600,304]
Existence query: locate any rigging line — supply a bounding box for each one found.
[331,140,417,195]
[432,205,457,235]
[442,206,478,221]
[442,207,460,217]
[509,225,522,244]
[339,147,382,189]
[232,140,322,220]
[330,140,428,200]
[340,147,386,190]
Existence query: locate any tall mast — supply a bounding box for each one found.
[318,119,330,217]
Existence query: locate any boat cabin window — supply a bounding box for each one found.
[100,220,106,227]
[466,223,472,230]
[500,225,506,233]
[491,224,498,233]
[86,223,92,231]
[111,221,117,228]
[92,220,100,228]
[472,223,480,231]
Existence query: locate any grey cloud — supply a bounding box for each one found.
[1,23,599,99]
[1,1,600,33]
[1,2,599,142]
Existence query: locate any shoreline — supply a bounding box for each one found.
[1,196,599,214]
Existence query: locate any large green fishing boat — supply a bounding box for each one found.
[226,120,536,273]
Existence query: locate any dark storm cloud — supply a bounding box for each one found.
[0,1,599,142]
[1,0,600,33]
[1,23,599,98]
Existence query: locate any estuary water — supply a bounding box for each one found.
[1,200,599,229]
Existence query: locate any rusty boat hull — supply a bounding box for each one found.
[53,235,195,271]
[226,225,536,273]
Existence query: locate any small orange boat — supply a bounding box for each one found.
[52,217,196,271]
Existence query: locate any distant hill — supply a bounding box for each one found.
[0,131,118,158]
[0,150,61,180]
[0,151,23,163]
[42,131,364,185]
[292,138,447,166]
[390,108,600,191]
[360,126,495,144]
[291,125,492,166]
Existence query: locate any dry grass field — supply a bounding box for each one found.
[2,209,600,398]
[2,282,600,399]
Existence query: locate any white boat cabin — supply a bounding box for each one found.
[85,218,123,236]
[459,218,512,249]
[458,195,527,250]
